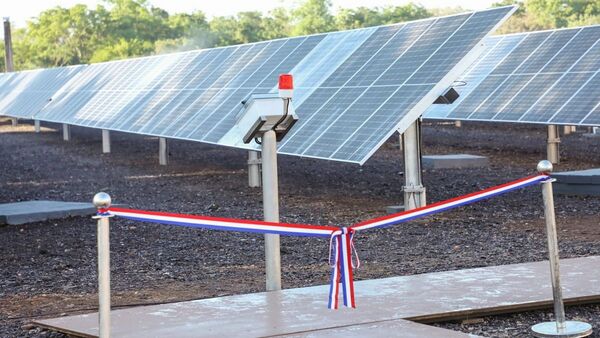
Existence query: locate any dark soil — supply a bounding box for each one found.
[0,118,599,337]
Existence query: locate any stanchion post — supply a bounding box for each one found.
[531,160,592,338]
[261,130,281,291]
[93,192,112,338]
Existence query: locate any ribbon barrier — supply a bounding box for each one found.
[98,173,550,310]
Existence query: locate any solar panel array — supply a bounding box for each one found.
[5,6,515,164]
[0,66,85,119]
[425,25,600,126]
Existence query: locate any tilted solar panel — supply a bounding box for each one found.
[0,66,86,119]
[34,6,515,164]
[425,25,600,126]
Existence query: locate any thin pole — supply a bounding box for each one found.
[93,192,112,338]
[248,151,261,188]
[102,130,111,154]
[3,18,14,72]
[159,137,168,165]
[547,125,560,164]
[63,124,71,141]
[541,177,566,330]
[261,130,281,291]
[34,120,40,133]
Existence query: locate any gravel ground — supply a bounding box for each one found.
[0,117,598,337]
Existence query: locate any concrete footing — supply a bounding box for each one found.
[552,168,600,196]
[422,154,489,169]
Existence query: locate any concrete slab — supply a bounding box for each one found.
[552,168,600,196]
[34,256,600,338]
[281,319,480,338]
[422,154,489,169]
[0,201,96,225]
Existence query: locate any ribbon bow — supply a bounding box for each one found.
[328,227,359,309]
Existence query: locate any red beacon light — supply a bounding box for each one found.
[278,74,293,99]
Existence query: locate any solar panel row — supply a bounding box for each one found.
[3,6,515,164]
[425,25,600,126]
[0,66,85,119]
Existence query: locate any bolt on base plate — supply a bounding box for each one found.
[531,321,592,338]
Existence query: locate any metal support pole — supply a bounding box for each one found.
[34,120,40,133]
[398,133,403,151]
[62,124,71,141]
[454,120,462,128]
[261,130,281,291]
[402,120,426,211]
[547,125,560,165]
[93,192,112,338]
[11,117,17,127]
[159,137,168,165]
[102,130,111,154]
[248,151,261,188]
[531,161,592,338]
[563,125,571,136]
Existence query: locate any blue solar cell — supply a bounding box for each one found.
[425,25,600,127]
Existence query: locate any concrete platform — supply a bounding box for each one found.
[422,154,489,169]
[552,168,600,196]
[34,256,600,337]
[0,200,97,225]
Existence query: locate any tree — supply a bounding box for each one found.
[291,0,334,36]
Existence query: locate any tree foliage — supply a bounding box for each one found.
[1,0,599,71]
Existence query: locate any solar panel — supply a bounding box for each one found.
[34,6,515,164]
[425,25,600,127]
[0,66,85,119]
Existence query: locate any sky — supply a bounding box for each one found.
[0,0,498,29]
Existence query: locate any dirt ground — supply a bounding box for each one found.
[0,117,599,337]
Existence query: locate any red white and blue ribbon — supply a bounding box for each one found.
[98,174,550,309]
[351,174,549,232]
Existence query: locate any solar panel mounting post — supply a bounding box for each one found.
[159,137,168,165]
[403,120,426,210]
[62,124,71,141]
[547,125,560,164]
[34,120,40,133]
[248,151,261,188]
[102,130,111,153]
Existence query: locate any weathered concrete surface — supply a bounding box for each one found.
[34,256,600,338]
[0,201,96,225]
[422,154,489,169]
[280,319,481,337]
[553,168,600,196]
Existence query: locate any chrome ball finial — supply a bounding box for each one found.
[537,160,553,174]
[93,192,112,209]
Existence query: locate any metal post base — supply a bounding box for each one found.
[531,321,592,338]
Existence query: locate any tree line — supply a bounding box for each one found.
[1,0,598,71]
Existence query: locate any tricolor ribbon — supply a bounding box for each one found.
[96,174,550,309]
[328,227,358,309]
